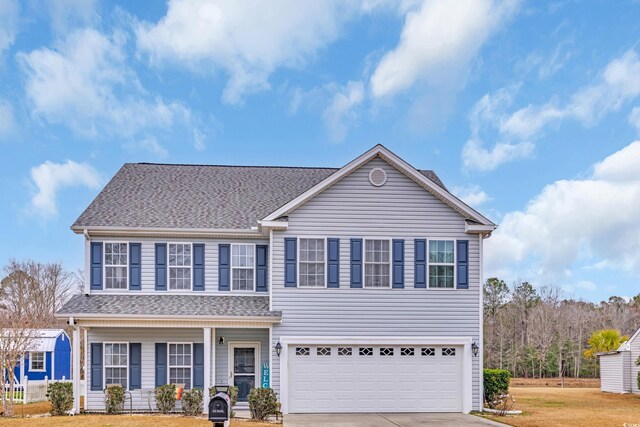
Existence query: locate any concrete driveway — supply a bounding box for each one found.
[284,413,507,427]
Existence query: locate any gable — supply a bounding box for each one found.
[285,157,471,232]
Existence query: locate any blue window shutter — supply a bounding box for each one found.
[90,343,103,391]
[155,244,167,291]
[327,238,340,288]
[414,239,426,288]
[392,239,404,289]
[129,243,142,291]
[193,244,205,291]
[155,343,167,386]
[129,343,142,390]
[90,242,103,291]
[350,239,363,288]
[256,245,268,292]
[219,244,230,291]
[193,343,204,389]
[284,238,297,287]
[457,240,469,289]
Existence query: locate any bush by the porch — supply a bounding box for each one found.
[154,384,176,414]
[46,382,73,415]
[248,387,279,421]
[181,388,203,416]
[483,368,511,408]
[105,385,126,414]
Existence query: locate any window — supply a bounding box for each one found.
[295,347,310,356]
[169,244,192,290]
[299,238,325,287]
[317,347,331,356]
[364,240,390,287]
[429,240,455,288]
[105,243,127,289]
[359,347,373,356]
[380,347,394,356]
[421,348,435,357]
[338,347,352,356]
[30,352,45,371]
[231,244,255,291]
[400,347,415,356]
[442,347,456,357]
[169,343,192,389]
[104,343,128,389]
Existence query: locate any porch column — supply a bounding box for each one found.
[72,326,81,414]
[203,327,212,414]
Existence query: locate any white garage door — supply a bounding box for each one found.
[287,344,462,413]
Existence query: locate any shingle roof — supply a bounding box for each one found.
[72,163,446,230]
[57,294,281,318]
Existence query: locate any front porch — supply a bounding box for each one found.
[71,323,275,413]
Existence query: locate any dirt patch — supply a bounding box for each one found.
[510,377,600,388]
[480,387,640,427]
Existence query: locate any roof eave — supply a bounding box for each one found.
[72,225,264,238]
[54,312,282,322]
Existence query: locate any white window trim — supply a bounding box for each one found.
[103,342,129,391]
[29,352,46,372]
[363,238,393,289]
[427,238,457,290]
[103,242,129,291]
[167,242,194,292]
[297,237,328,288]
[167,342,193,389]
[231,243,256,292]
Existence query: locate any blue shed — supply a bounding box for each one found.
[10,329,72,383]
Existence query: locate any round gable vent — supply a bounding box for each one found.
[369,168,387,187]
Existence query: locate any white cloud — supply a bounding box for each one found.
[322,81,364,143]
[17,28,202,143]
[47,0,98,34]
[135,0,359,105]
[136,137,168,158]
[30,160,101,217]
[485,140,640,282]
[629,106,640,133]
[0,0,19,55]
[451,184,491,207]
[463,50,640,170]
[0,99,15,136]
[370,0,519,98]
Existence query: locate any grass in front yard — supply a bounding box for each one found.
[0,414,277,426]
[480,387,640,427]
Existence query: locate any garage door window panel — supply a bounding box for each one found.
[428,240,455,289]
[364,240,391,288]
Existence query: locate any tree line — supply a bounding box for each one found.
[483,278,640,378]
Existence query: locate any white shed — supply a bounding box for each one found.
[598,327,640,394]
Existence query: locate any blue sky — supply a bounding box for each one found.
[1,0,639,302]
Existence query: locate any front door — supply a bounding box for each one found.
[230,343,259,402]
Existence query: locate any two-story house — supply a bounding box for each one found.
[56,145,496,415]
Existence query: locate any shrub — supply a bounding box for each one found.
[47,382,73,416]
[154,384,176,414]
[248,387,279,421]
[484,369,511,408]
[181,388,203,416]
[208,386,238,417]
[105,385,125,414]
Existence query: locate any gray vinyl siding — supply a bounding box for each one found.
[599,352,630,393]
[90,238,268,294]
[86,327,269,411]
[631,334,640,394]
[271,157,483,410]
[214,328,269,388]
